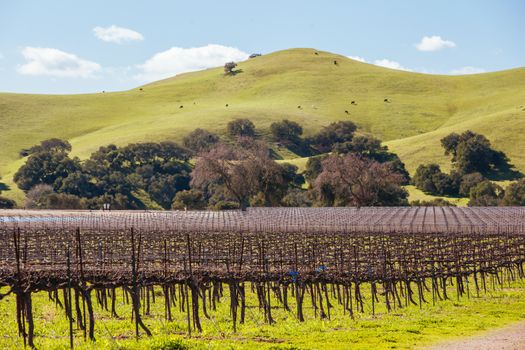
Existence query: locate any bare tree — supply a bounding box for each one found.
[224,62,237,75]
[313,154,407,207]
[191,140,285,210]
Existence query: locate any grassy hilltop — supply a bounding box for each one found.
[1,48,525,201]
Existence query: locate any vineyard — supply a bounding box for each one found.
[1,207,525,348]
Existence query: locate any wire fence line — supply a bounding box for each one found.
[0,207,524,348]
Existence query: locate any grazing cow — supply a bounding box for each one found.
[345,110,349,114]
[334,60,338,65]
[384,98,390,103]
[297,105,301,109]
[139,88,143,91]
[225,104,229,107]
[351,101,356,105]
[314,52,319,55]
[179,105,184,108]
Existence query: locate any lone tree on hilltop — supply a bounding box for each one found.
[224,62,237,75]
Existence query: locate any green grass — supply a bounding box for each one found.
[406,185,470,206]
[1,48,524,203]
[1,280,525,349]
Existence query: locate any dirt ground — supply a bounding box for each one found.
[428,321,525,349]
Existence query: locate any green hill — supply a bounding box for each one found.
[1,48,525,203]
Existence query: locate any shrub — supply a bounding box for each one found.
[411,199,456,206]
[459,172,484,197]
[309,121,357,153]
[182,128,219,153]
[468,181,504,206]
[270,120,303,145]
[502,178,525,206]
[227,119,256,138]
[172,190,207,210]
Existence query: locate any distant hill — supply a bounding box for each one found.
[1,48,524,202]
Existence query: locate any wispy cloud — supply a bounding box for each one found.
[449,66,486,75]
[17,47,101,78]
[135,44,249,82]
[93,25,144,44]
[416,35,456,52]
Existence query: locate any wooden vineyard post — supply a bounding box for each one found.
[0,207,524,344]
[76,227,95,341]
[67,243,74,349]
[130,227,152,338]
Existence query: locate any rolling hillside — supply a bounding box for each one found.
[1,48,525,202]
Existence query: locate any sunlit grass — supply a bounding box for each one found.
[1,278,524,349]
[1,48,525,204]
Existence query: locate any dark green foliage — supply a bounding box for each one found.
[332,135,410,184]
[182,128,219,153]
[502,179,525,206]
[58,171,99,198]
[333,135,383,156]
[270,120,303,146]
[15,139,192,210]
[385,157,411,185]
[84,193,135,210]
[441,131,510,176]
[25,184,85,209]
[27,138,72,156]
[191,141,288,209]
[172,189,207,210]
[84,142,192,209]
[280,163,305,188]
[413,164,442,194]
[227,118,256,138]
[304,156,326,183]
[468,180,504,206]
[413,164,460,196]
[281,189,313,207]
[309,121,357,153]
[212,200,240,210]
[459,172,485,197]
[0,196,16,208]
[411,198,456,206]
[14,140,81,192]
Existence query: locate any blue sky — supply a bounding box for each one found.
[1,0,524,94]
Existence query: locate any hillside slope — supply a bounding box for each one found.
[1,48,525,200]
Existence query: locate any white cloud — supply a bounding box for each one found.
[373,59,412,71]
[17,47,101,78]
[347,55,366,63]
[449,66,486,75]
[135,44,249,81]
[416,35,456,52]
[93,25,144,44]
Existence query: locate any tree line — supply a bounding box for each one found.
[1,119,524,210]
[412,130,524,206]
[1,119,408,210]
